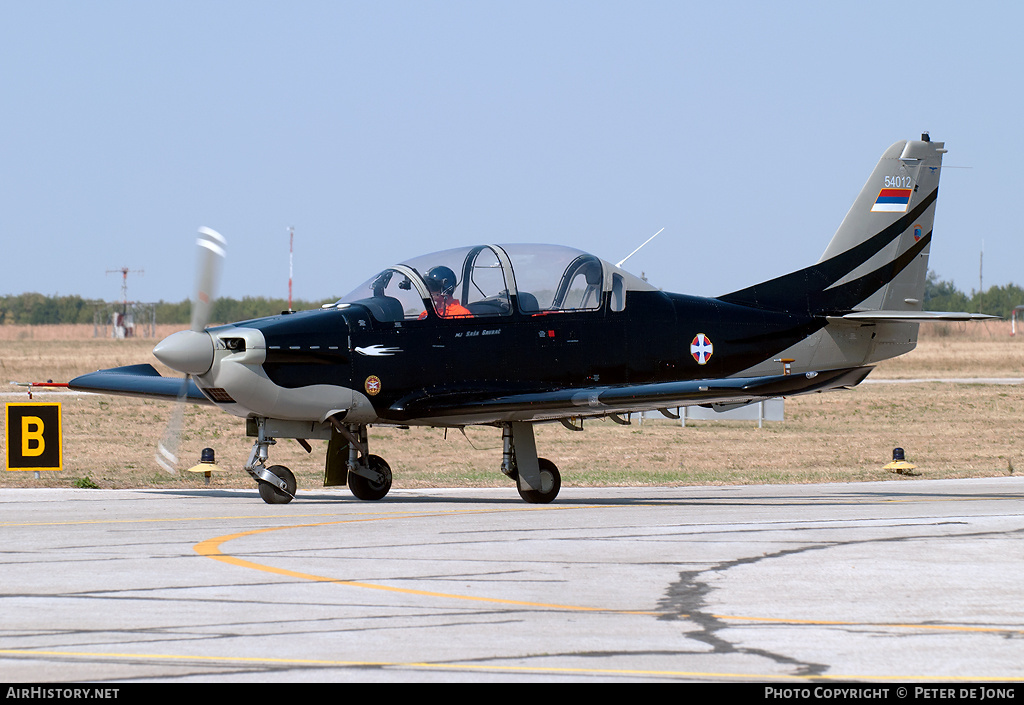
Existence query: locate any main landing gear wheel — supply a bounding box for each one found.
[257,464,296,505]
[349,454,392,501]
[516,457,561,504]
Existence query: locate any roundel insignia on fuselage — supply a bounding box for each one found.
[365,375,382,395]
[690,333,713,365]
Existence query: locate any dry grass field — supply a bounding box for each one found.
[2,320,1022,491]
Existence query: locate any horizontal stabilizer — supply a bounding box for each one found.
[831,311,1000,323]
[68,364,213,405]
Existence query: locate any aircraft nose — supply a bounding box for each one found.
[153,329,215,375]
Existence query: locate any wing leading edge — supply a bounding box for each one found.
[69,364,213,405]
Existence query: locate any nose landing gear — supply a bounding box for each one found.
[245,418,298,504]
[257,465,297,504]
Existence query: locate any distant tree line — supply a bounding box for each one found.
[923,271,1024,318]
[2,272,1023,325]
[0,294,339,326]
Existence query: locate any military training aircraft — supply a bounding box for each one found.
[70,134,991,505]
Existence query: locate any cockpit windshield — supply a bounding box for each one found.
[337,243,655,322]
[337,267,428,322]
[404,245,512,318]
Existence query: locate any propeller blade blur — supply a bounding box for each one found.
[191,227,226,332]
[154,378,189,474]
[155,227,224,472]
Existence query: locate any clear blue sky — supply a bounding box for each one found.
[2,1,1021,304]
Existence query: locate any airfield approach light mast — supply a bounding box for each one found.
[105,267,143,339]
[106,267,143,313]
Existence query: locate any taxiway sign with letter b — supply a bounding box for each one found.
[5,402,63,471]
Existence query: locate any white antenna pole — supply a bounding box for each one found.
[616,228,665,268]
[979,239,984,294]
[288,226,294,311]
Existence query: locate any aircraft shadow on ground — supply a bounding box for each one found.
[140,483,1022,507]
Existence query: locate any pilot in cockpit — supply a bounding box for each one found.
[421,265,473,318]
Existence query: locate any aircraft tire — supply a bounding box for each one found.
[349,455,392,501]
[257,465,296,504]
[516,458,560,504]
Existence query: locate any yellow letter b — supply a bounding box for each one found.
[22,416,45,457]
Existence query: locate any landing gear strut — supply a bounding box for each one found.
[246,417,558,505]
[245,418,297,504]
[246,417,395,504]
[329,419,393,501]
[501,422,561,504]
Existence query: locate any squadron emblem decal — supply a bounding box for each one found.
[364,375,382,396]
[690,333,713,365]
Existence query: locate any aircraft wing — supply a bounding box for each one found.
[385,366,873,424]
[68,364,213,405]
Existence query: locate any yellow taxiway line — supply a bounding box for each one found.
[3,648,1021,682]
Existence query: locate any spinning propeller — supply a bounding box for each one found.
[154,227,226,472]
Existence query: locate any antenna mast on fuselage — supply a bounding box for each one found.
[616,228,665,269]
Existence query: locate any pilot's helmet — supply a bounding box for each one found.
[424,266,457,296]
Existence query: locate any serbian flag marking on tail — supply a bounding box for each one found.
[871,188,912,213]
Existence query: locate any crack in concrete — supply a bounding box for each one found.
[655,525,1024,677]
[657,550,830,676]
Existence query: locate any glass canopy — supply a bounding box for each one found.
[338,244,656,322]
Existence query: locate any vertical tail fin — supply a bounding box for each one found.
[719,135,945,316]
[816,134,944,313]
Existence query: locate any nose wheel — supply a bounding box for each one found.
[246,418,298,504]
[257,464,296,504]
